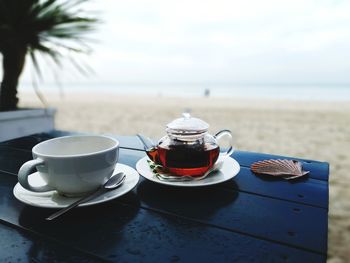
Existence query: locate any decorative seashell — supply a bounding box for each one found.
[251,159,309,180]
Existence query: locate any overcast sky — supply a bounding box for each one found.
[19,0,350,85]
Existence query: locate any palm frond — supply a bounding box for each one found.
[29,50,42,79]
[32,43,62,67]
[67,54,93,76]
[0,0,99,78]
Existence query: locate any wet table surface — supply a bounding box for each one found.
[0,130,329,262]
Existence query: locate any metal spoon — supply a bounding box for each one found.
[46,172,126,221]
[136,134,155,151]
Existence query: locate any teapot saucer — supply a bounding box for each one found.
[13,163,139,208]
[136,156,240,187]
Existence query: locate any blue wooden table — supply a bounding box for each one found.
[0,131,329,262]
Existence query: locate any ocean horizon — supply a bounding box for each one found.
[19,83,350,101]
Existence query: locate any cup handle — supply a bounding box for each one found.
[18,158,55,192]
[214,129,235,158]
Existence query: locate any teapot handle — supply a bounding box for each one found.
[214,129,234,158]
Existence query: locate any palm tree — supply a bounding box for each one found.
[0,0,98,111]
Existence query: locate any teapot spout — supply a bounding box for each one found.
[136,134,161,164]
[145,147,160,164]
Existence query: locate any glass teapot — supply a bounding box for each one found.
[141,113,234,177]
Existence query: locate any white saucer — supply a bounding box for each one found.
[136,156,240,187]
[13,163,139,208]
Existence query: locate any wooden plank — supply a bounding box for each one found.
[0,171,325,262]
[2,131,144,152]
[1,131,75,150]
[0,221,102,262]
[230,167,329,209]
[0,146,32,175]
[233,150,329,181]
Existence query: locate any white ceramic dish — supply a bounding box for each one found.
[136,156,240,187]
[13,163,139,208]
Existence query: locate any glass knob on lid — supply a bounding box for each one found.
[166,113,209,141]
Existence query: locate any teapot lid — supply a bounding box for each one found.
[166,113,209,135]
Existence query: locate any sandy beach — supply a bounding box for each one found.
[19,91,350,262]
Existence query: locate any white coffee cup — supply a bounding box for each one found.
[18,135,119,196]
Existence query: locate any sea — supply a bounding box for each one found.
[19,83,350,101]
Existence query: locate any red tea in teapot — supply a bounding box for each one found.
[140,113,233,177]
[146,142,219,177]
